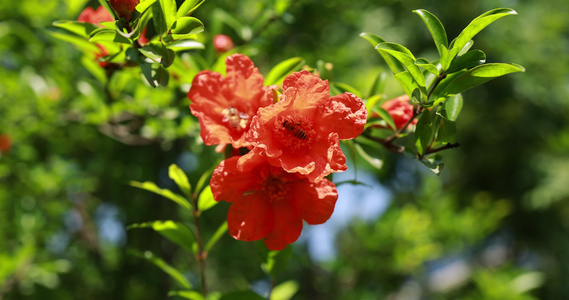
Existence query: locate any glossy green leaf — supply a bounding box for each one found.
[438,63,525,97]
[52,20,99,38]
[430,69,467,101]
[371,107,396,131]
[419,155,444,175]
[446,49,486,74]
[264,57,305,86]
[457,39,474,56]
[444,94,463,121]
[415,58,439,76]
[440,44,459,71]
[394,71,420,98]
[219,291,265,300]
[452,8,517,54]
[355,143,383,169]
[89,28,132,44]
[132,0,157,21]
[139,43,176,67]
[436,117,457,143]
[414,110,436,155]
[177,0,205,18]
[130,250,192,289]
[360,32,405,74]
[375,43,425,88]
[168,291,205,300]
[413,9,448,56]
[171,17,204,37]
[205,221,228,253]
[159,0,178,31]
[130,180,191,211]
[271,280,299,300]
[128,220,196,252]
[168,164,191,197]
[197,185,217,212]
[367,72,388,98]
[48,29,100,53]
[166,40,205,51]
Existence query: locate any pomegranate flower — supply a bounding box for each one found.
[239,70,367,182]
[381,94,417,130]
[78,6,114,25]
[109,0,139,22]
[0,134,11,153]
[213,34,234,52]
[211,153,338,250]
[188,54,273,149]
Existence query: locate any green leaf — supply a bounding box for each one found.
[96,0,118,20]
[446,49,486,74]
[166,40,205,51]
[262,247,293,277]
[371,107,396,131]
[89,28,132,44]
[205,221,228,253]
[264,57,305,86]
[130,180,192,211]
[452,8,517,53]
[195,166,215,196]
[355,143,383,169]
[413,9,448,56]
[170,17,204,38]
[394,71,420,98]
[375,42,425,89]
[140,62,170,87]
[135,0,158,15]
[128,220,196,252]
[419,155,444,175]
[271,280,299,300]
[436,117,457,143]
[457,40,474,56]
[219,291,265,300]
[414,110,436,155]
[332,82,362,99]
[444,94,463,121]
[168,291,205,300]
[430,69,467,101]
[439,44,459,71]
[438,63,525,97]
[152,0,178,36]
[130,250,192,289]
[48,29,100,53]
[367,72,388,98]
[139,42,176,67]
[197,186,217,212]
[52,20,99,38]
[177,0,206,18]
[415,58,439,76]
[169,164,191,197]
[359,32,405,74]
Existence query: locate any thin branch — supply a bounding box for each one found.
[191,193,208,296]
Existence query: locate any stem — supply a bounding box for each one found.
[384,105,423,144]
[427,73,446,100]
[360,131,405,154]
[267,277,276,300]
[425,142,461,155]
[191,193,208,296]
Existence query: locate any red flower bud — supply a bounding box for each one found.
[380,94,417,130]
[109,0,140,22]
[0,134,12,153]
[213,34,234,52]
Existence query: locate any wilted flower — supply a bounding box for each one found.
[187,53,274,150]
[211,153,338,250]
[239,70,367,182]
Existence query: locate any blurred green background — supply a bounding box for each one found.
[1,0,568,299]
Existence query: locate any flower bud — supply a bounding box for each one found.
[0,134,12,154]
[78,6,113,25]
[213,34,234,52]
[109,0,140,22]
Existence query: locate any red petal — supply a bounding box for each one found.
[211,157,260,203]
[281,71,329,110]
[263,198,303,250]
[227,193,274,242]
[290,179,338,225]
[316,92,367,140]
[225,54,270,113]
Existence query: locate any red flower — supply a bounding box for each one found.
[78,6,114,25]
[381,94,417,130]
[0,134,11,153]
[109,0,139,22]
[213,34,234,52]
[239,70,367,182]
[187,54,273,149]
[138,27,149,46]
[211,153,338,250]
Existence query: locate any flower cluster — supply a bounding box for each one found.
[187,54,367,250]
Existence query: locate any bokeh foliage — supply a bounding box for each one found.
[1,0,568,299]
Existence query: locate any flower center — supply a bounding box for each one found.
[221,106,249,131]
[261,172,289,203]
[273,113,315,151]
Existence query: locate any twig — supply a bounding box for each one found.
[191,193,208,296]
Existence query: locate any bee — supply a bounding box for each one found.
[282,119,308,140]
[222,106,249,130]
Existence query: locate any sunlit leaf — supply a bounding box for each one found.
[130,250,192,289]
[96,0,118,20]
[452,8,517,54]
[375,42,425,89]
[52,20,99,38]
[264,57,305,86]
[394,71,420,98]
[359,32,405,74]
[271,280,299,300]
[197,185,217,212]
[355,143,383,169]
[89,28,132,44]
[415,58,439,76]
[413,9,448,56]
[166,40,205,51]
[205,221,228,253]
[170,17,204,37]
[140,62,170,87]
[444,94,463,121]
[177,0,205,18]
[438,63,525,97]
[414,110,436,155]
[128,220,196,252]
[446,49,486,74]
[130,180,192,211]
[419,155,444,175]
[169,164,191,197]
[371,107,396,131]
[139,42,176,67]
